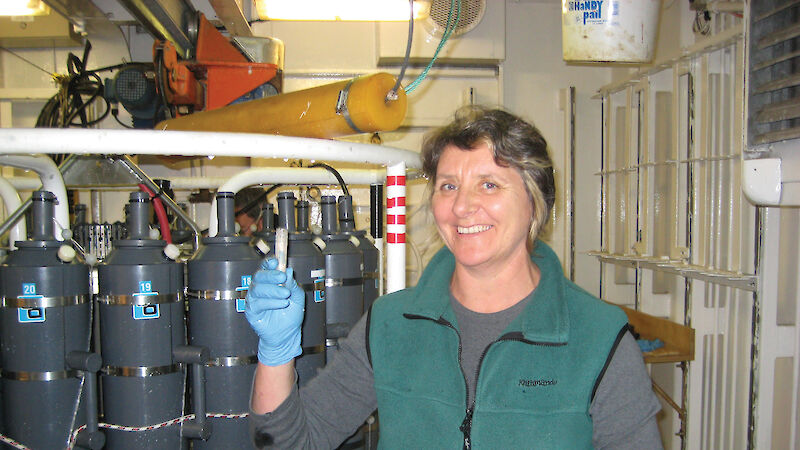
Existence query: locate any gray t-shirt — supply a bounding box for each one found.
[250,302,663,449]
[450,292,531,407]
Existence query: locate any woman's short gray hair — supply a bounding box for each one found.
[421,106,555,244]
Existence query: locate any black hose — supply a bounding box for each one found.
[308,163,349,196]
[154,46,174,120]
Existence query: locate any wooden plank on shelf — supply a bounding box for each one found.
[617,305,695,364]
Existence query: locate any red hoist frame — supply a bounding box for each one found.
[154,13,280,116]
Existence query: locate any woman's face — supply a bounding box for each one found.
[431,143,533,272]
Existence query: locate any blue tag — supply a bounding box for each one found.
[314,277,325,303]
[20,283,43,299]
[133,304,160,320]
[22,283,36,296]
[236,298,246,313]
[236,275,252,292]
[18,308,45,323]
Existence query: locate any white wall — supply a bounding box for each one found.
[503,1,611,292]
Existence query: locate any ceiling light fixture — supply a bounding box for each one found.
[0,0,50,16]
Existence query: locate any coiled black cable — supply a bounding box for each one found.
[35,41,110,165]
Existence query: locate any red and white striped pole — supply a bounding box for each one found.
[385,162,406,293]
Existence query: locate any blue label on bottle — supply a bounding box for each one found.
[20,283,43,299]
[18,308,45,323]
[314,277,325,303]
[133,304,160,320]
[236,275,252,292]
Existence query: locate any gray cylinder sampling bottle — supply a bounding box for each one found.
[97,192,186,449]
[252,202,275,255]
[274,192,326,384]
[337,195,380,310]
[318,195,364,359]
[0,191,94,450]
[186,192,261,449]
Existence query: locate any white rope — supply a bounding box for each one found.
[65,412,250,449]
[0,434,30,450]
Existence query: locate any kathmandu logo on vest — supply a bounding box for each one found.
[566,1,604,25]
[519,378,557,388]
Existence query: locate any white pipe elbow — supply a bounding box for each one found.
[0,177,26,249]
[0,155,69,241]
[208,167,386,237]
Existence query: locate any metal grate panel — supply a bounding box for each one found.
[748,0,800,147]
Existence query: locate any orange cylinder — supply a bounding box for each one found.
[156,72,407,138]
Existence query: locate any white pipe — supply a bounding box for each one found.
[0,177,26,249]
[0,155,68,241]
[0,128,417,291]
[375,237,384,296]
[208,167,388,236]
[0,129,423,169]
[385,162,406,293]
[4,170,389,191]
[4,176,233,191]
[2,177,42,190]
[160,177,229,190]
[706,1,744,13]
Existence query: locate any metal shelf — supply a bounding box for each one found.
[589,251,757,292]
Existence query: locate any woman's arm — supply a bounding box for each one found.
[590,331,664,449]
[252,361,296,414]
[249,313,378,449]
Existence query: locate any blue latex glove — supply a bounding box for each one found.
[245,258,305,366]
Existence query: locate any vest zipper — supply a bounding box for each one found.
[495,331,568,348]
[461,342,494,449]
[402,315,568,449]
[459,333,567,449]
[460,406,474,450]
[404,314,474,448]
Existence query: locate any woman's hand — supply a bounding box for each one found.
[245,258,305,366]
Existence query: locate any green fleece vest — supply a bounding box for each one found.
[368,241,628,449]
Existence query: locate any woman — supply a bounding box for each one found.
[246,106,662,449]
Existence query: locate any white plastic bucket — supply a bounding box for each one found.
[561,0,661,63]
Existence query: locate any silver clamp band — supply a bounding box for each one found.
[205,355,258,367]
[3,294,89,308]
[300,282,326,291]
[335,79,364,134]
[97,292,184,306]
[3,369,78,381]
[102,363,183,377]
[325,277,364,288]
[186,289,247,301]
[303,345,326,355]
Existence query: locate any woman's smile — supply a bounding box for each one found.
[457,224,492,234]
